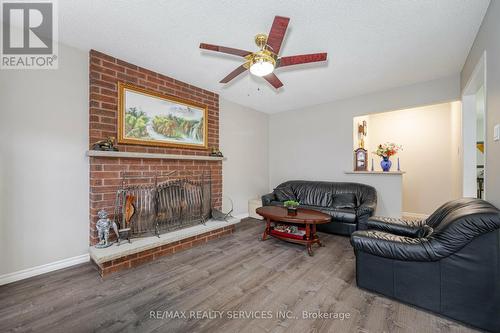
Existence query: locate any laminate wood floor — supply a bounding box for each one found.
[0,219,479,333]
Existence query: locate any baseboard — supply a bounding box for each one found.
[0,253,90,286]
[234,213,249,219]
[402,212,430,219]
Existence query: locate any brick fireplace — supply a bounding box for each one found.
[88,50,227,274]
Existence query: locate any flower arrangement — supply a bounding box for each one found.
[373,142,402,159]
[373,142,402,172]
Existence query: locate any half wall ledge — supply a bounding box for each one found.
[344,171,406,175]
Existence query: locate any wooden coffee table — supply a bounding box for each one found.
[256,206,330,256]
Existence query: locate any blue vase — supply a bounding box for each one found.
[381,157,392,172]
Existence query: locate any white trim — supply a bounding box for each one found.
[463,52,486,95]
[0,254,90,286]
[462,95,477,197]
[402,212,430,219]
[461,50,487,199]
[482,52,488,200]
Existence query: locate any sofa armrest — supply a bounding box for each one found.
[261,192,276,206]
[359,216,428,238]
[356,202,376,217]
[351,230,434,261]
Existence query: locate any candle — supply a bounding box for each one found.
[371,158,374,172]
[397,157,400,171]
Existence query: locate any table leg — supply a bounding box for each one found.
[305,223,314,256]
[262,218,271,241]
[312,224,323,247]
[307,244,314,256]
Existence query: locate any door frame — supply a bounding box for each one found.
[461,51,487,198]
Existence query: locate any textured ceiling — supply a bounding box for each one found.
[57,0,489,113]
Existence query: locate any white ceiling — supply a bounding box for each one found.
[57,0,489,113]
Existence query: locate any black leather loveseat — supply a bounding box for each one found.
[262,180,377,235]
[351,198,500,332]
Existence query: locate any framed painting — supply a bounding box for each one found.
[117,82,208,149]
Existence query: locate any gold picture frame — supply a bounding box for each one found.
[117,82,208,149]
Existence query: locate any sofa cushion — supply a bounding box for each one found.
[301,205,356,224]
[293,183,333,206]
[327,207,357,223]
[332,193,357,209]
[274,186,296,202]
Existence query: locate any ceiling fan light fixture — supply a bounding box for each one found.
[200,15,327,89]
[249,51,276,77]
[250,59,274,77]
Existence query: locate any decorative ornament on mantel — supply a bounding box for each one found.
[373,142,402,172]
[91,137,118,151]
[210,147,224,157]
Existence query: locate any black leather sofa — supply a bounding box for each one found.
[262,180,377,235]
[351,198,500,332]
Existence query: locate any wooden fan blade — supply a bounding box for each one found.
[263,73,283,89]
[266,16,290,55]
[220,65,248,83]
[200,43,252,57]
[278,53,328,67]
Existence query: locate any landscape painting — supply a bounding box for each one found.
[118,83,207,149]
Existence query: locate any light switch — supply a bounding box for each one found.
[495,124,500,142]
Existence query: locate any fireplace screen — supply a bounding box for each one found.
[113,170,212,238]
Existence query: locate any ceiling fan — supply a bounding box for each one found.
[199,16,327,89]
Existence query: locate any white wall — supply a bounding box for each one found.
[0,43,89,277]
[361,103,461,215]
[461,0,500,208]
[220,98,269,216]
[269,74,460,217]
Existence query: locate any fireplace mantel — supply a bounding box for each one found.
[86,150,225,161]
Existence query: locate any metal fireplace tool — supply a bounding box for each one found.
[211,196,234,221]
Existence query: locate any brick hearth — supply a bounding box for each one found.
[88,50,222,246]
[90,220,237,277]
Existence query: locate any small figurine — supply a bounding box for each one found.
[210,147,223,157]
[95,209,112,248]
[91,137,118,151]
